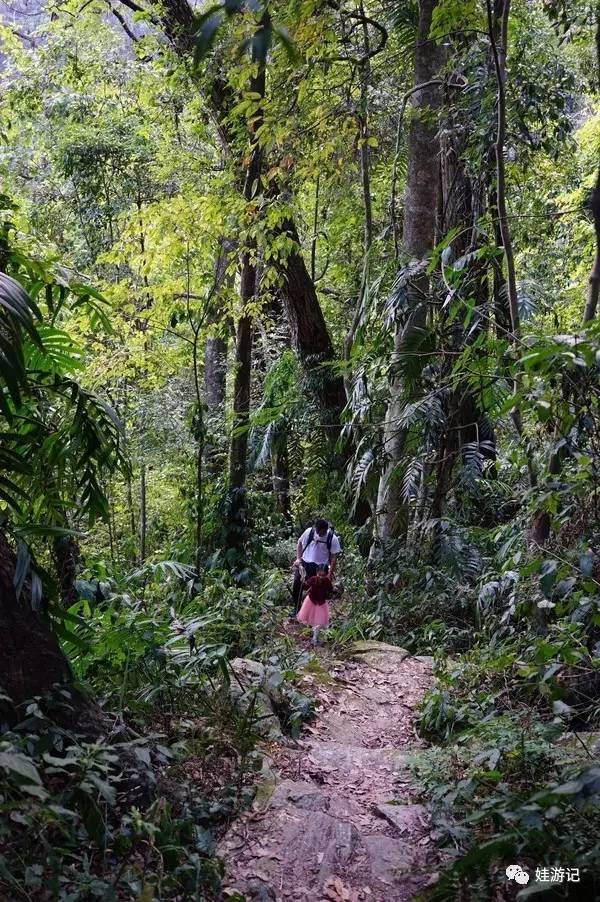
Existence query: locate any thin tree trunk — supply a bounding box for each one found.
[358,2,374,252]
[139,462,147,564]
[204,238,234,410]
[486,0,519,337]
[190,300,205,574]
[271,436,291,519]
[126,475,136,543]
[196,437,204,573]
[373,0,444,551]
[108,497,117,568]
[584,4,600,323]
[311,173,320,284]
[123,383,137,546]
[584,175,600,323]
[225,15,268,552]
[344,9,374,388]
[486,0,537,491]
[486,0,537,487]
[490,187,512,335]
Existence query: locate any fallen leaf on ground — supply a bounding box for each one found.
[323,876,353,901]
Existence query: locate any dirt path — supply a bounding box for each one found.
[219,641,438,901]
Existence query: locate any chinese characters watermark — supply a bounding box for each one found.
[535,867,580,883]
[506,864,581,886]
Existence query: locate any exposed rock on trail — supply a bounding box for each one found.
[219,642,437,901]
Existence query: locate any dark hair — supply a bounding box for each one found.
[315,518,329,533]
[316,564,328,575]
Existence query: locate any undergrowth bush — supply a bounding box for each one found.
[0,557,313,900]
[410,715,600,900]
[336,510,600,894]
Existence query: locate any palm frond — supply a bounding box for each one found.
[402,457,422,502]
[384,261,429,329]
[349,448,376,516]
[398,392,446,432]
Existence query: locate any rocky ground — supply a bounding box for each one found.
[219,640,439,901]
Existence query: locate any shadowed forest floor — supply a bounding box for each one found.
[219,639,439,901]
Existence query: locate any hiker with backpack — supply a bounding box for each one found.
[291,518,341,615]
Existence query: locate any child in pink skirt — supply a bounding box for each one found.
[296,565,334,646]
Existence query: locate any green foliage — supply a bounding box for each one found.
[5,0,600,896]
[0,555,317,899]
[0,706,229,899]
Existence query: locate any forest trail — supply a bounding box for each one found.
[219,641,438,901]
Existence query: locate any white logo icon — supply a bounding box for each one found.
[506,865,530,885]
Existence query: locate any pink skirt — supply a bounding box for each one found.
[297,596,329,627]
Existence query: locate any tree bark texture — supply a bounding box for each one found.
[276,216,347,435]
[402,3,446,261]
[430,88,494,522]
[53,535,80,607]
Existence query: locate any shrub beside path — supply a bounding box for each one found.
[219,640,438,901]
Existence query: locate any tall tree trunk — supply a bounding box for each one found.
[0,531,72,705]
[486,0,537,490]
[139,462,147,564]
[196,434,204,574]
[276,215,347,440]
[204,238,233,411]
[358,1,374,253]
[490,185,512,336]
[204,335,227,409]
[372,0,444,551]
[486,0,519,338]
[583,173,600,323]
[225,16,268,552]
[144,0,345,435]
[583,5,600,324]
[429,80,495,524]
[486,1,510,342]
[227,315,254,549]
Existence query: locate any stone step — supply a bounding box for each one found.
[306,739,408,774]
